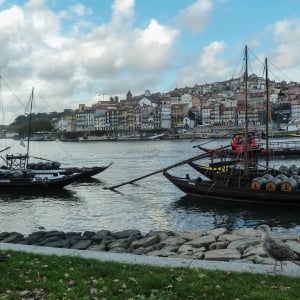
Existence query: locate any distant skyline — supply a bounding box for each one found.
[1,0,300,124]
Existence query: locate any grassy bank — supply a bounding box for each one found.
[0,250,299,299]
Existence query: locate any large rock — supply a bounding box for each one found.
[207,228,227,237]
[1,232,24,243]
[175,231,203,240]
[186,235,215,248]
[227,237,261,253]
[130,235,160,249]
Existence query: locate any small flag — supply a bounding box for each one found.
[20,139,26,147]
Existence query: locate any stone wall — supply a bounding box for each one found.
[1,228,299,265]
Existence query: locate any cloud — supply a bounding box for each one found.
[0,0,179,124]
[178,41,230,86]
[270,18,300,69]
[176,0,213,33]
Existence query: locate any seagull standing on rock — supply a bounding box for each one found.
[258,224,300,273]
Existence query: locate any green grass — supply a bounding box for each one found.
[0,250,300,299]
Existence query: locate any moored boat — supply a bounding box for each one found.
[163,170,300,206]
[0,168,83,190]
[164,46,300,206]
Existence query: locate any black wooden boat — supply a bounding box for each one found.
[26,160,113,179]
[163,170,300,207]
[0,169,82,190]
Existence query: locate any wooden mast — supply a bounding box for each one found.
[26,87,34,168]
[243,45,249,176]
[265,57,270,169]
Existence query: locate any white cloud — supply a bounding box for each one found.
[270,18,300,70]
[178,41,230,86]
[176,0,213,33]
[0,0,180,124]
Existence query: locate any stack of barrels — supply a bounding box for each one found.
[251,165,300,192]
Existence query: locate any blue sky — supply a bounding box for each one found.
[1,0,300,124]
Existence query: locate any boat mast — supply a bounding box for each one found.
[26,87,34,168]
[265,57,269,169]
[244,45,249,176]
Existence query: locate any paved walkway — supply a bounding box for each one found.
[1,242,300,277]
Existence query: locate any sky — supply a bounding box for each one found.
[1,0,300,124]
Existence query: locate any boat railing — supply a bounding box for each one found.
[257,140,300,150]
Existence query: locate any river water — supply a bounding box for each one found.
[0,137,300,235]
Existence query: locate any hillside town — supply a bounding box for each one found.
[54,73,300,140]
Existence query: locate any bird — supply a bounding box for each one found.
[258,224,300,273]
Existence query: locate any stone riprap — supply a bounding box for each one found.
[1,228,299,265]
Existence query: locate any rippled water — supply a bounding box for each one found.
[0,137,300,235]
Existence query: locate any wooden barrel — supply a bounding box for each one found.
[281,178,298,192]
[279,165,289,173]
[276,174,288,181]
[292,175,300,187]
[251,177,267,190]
[262,174,273,180]
[265,178,281,191]
[289,164,299,175]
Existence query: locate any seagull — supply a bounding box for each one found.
[258,224,300,273]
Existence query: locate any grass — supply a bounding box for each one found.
[0,250,300,299]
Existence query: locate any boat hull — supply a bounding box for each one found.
[163,171,300,206]
[0,173,82,190]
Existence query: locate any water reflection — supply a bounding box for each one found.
[174,195,300,232]
[0,188,79,202]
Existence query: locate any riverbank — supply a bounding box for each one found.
[1,227,300,266]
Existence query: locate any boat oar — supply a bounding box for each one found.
[104,151,213,191]
[104,143,233,191]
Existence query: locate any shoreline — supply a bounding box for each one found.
[1,227,299,266]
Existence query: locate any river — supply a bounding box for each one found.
[0,137,300,235]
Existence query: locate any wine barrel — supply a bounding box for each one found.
[276,174,288,181]
[251,177,266,190]
[265,178,281,191]
[289,164,299,175]
[281,178,298,192]
[262,174,273,180]
[279,165,289,173]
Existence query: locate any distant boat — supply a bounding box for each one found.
[24,131,55,141]
[78,135,117,142]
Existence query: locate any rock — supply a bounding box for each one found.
[1,232,24,243]
[218,234,241,242]
[91,230,110,242]
[71,240,92,250]
[186,235,216,248]
[46,240,71,248]
[207,228,227,237]
[44,231,65,239]
[227,237,261,253]
[242,245,265,258]
[82,231,96,239]
[0,232,9,240]
[175,231,203,240]
[147,245,178,257]
[159,236,186,248]
[209,241,229,250]
[111,229,141,239]
[233,228,259,237]
[130,235,160,249]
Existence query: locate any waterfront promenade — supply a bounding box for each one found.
[1,227,300,277]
